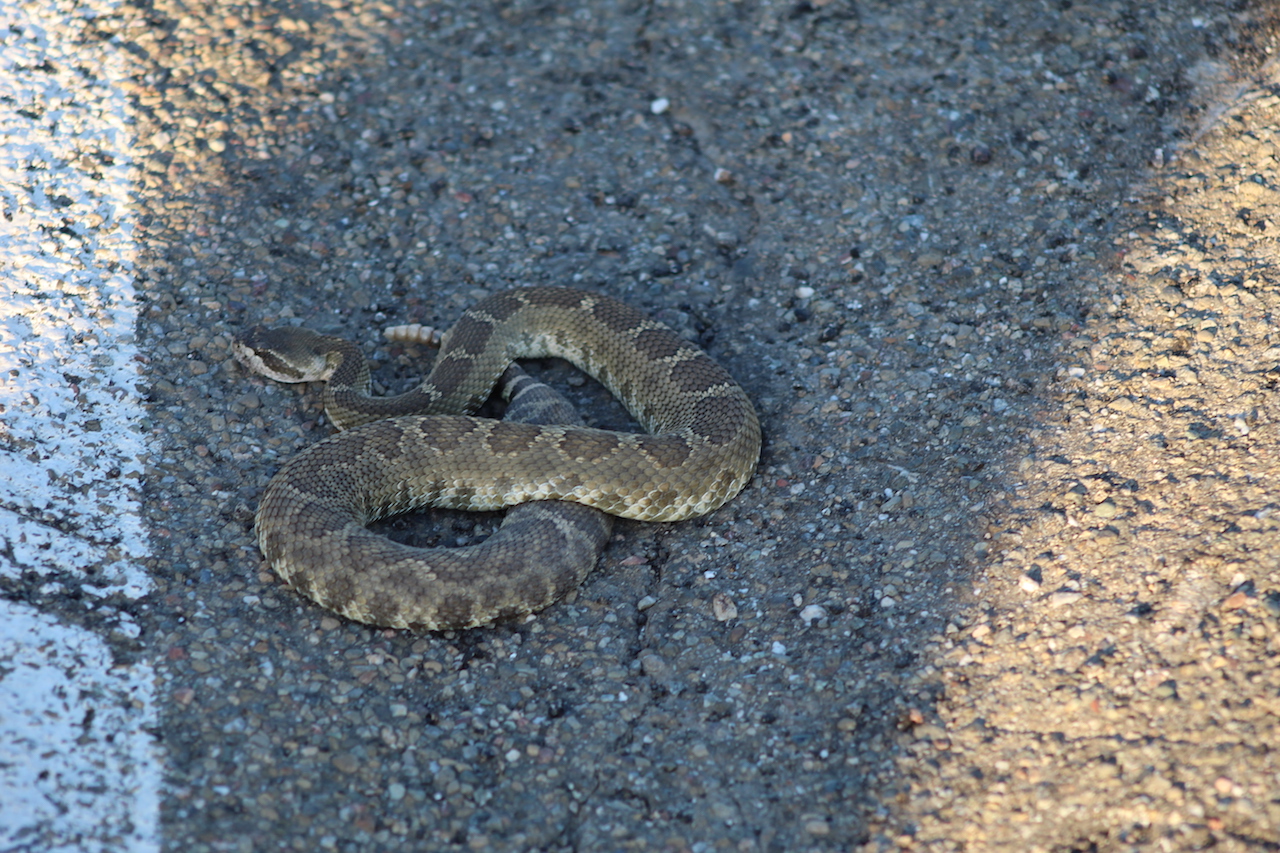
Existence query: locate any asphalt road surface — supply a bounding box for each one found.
[3,1,1278,851]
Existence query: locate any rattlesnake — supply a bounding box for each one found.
[234,287,761,630]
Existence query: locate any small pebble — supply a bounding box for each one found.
[799,604,826,624]
[1221,591,1249,610]
[1049,591,1084,608]
[803,820,830,836]
[1093,500,1118,519]
[331,753,360,775]
[639,653,669,679]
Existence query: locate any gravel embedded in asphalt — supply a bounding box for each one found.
[16,0,1280,850]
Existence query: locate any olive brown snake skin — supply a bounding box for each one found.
[233,287,761,630]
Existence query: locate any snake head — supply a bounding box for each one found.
[232,325,347,384]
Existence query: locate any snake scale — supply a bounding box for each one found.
[234,287,761,631]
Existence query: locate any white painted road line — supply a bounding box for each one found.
[0,2,159,851]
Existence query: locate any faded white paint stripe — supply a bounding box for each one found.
[0,602,158,853]
[0,2,159,851]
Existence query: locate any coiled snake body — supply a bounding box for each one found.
[234,287,760,630]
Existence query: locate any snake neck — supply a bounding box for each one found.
[322,341,484,431]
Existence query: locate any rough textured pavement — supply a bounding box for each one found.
[9,0,1280,850]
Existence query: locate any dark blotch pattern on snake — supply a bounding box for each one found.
[233,287,760,630]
